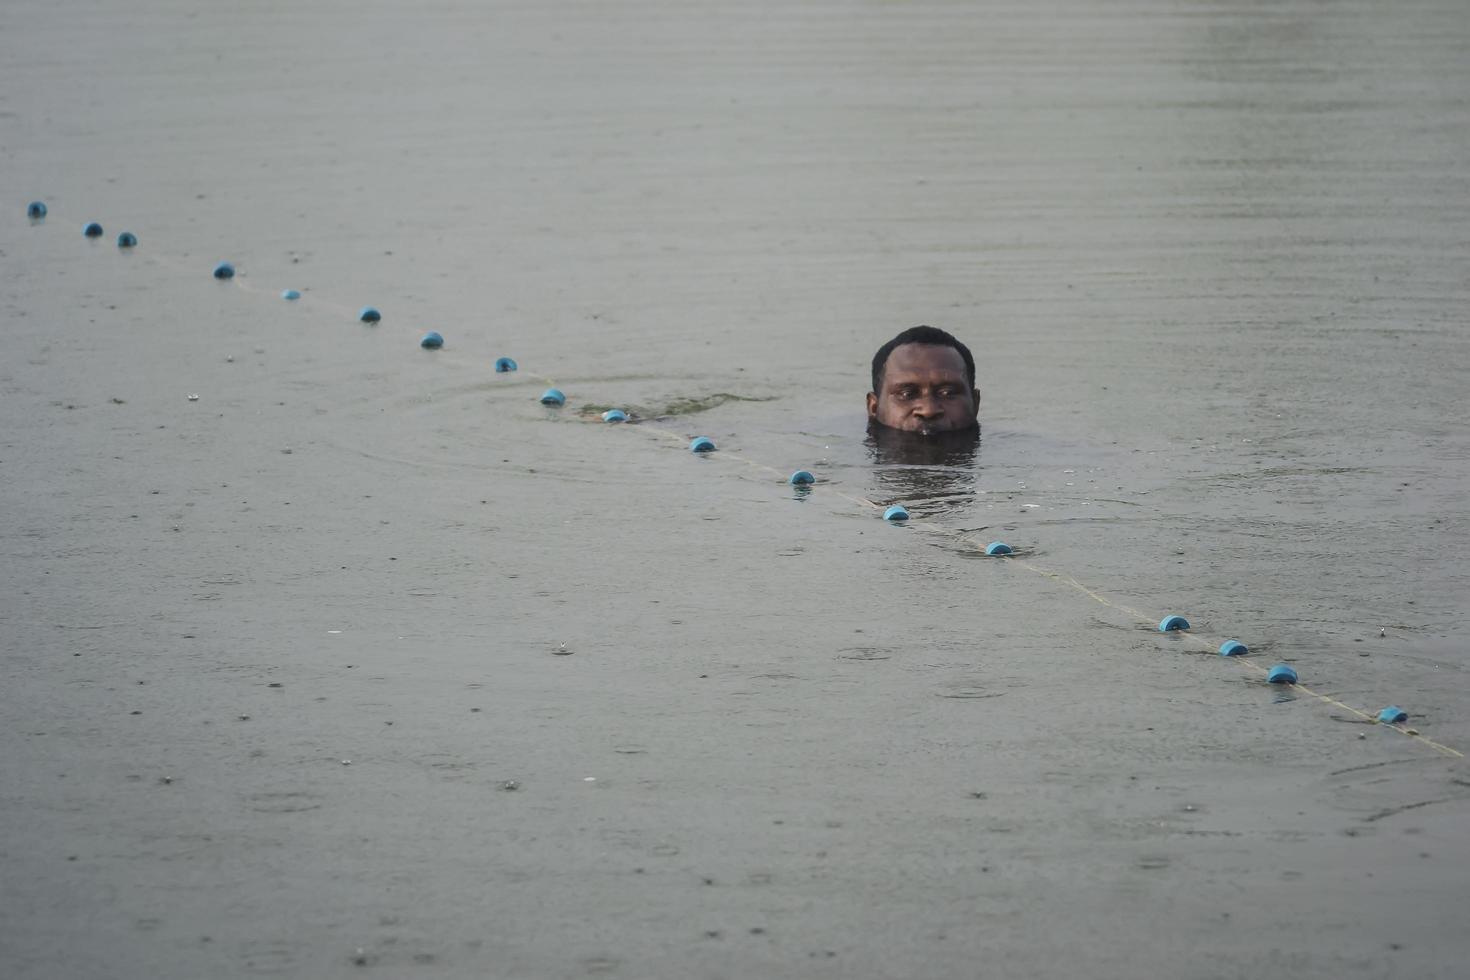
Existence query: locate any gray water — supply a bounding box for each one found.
[3,1,1469,977]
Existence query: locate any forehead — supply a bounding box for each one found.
[882,343,968,382]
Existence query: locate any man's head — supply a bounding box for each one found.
[867,325,979,435]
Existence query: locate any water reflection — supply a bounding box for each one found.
[865,423,981,513]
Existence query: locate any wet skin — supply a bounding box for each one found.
[867,343,980,435]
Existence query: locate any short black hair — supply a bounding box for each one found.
[871,325,975,394]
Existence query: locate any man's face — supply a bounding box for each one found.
[867,343,979,435]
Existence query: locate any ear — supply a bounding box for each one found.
[866,391,879,419]
[971,388,981,418]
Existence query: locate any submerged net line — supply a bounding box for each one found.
[606,423,1463,760]
[72,230,1466,760]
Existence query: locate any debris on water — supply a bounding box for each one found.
[187,393,199,401]
[501,780,519,791]
[552,642,572,656]
[340,759,352,766]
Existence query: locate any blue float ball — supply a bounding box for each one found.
[27,201,47,219]
[420,331,444,349]
[1219,640,1249,657]
[83,222,104,238]
[116,232,137,248]
[883,504,910,522]
[281,289,301,301]
[689,436,716,453]
[213,262,235,279]
[789,470,816,485]
[985,541,1013,556]
[1159,615,1190,632]
[1377,706,1407,724]
[358,306,380,323]
[494,357,518,373]
[540,388,566,406]
[602,409,627,423]
[1266,664,1298,685]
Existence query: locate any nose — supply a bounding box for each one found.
[912,396,943,418]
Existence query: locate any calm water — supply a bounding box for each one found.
[3,1,1468,977]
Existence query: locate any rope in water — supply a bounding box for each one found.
[32,209,1462,759]
[600,423,1463,760]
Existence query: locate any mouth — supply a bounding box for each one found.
[901,419,979,439]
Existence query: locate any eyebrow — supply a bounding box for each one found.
[886,376,966,390]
